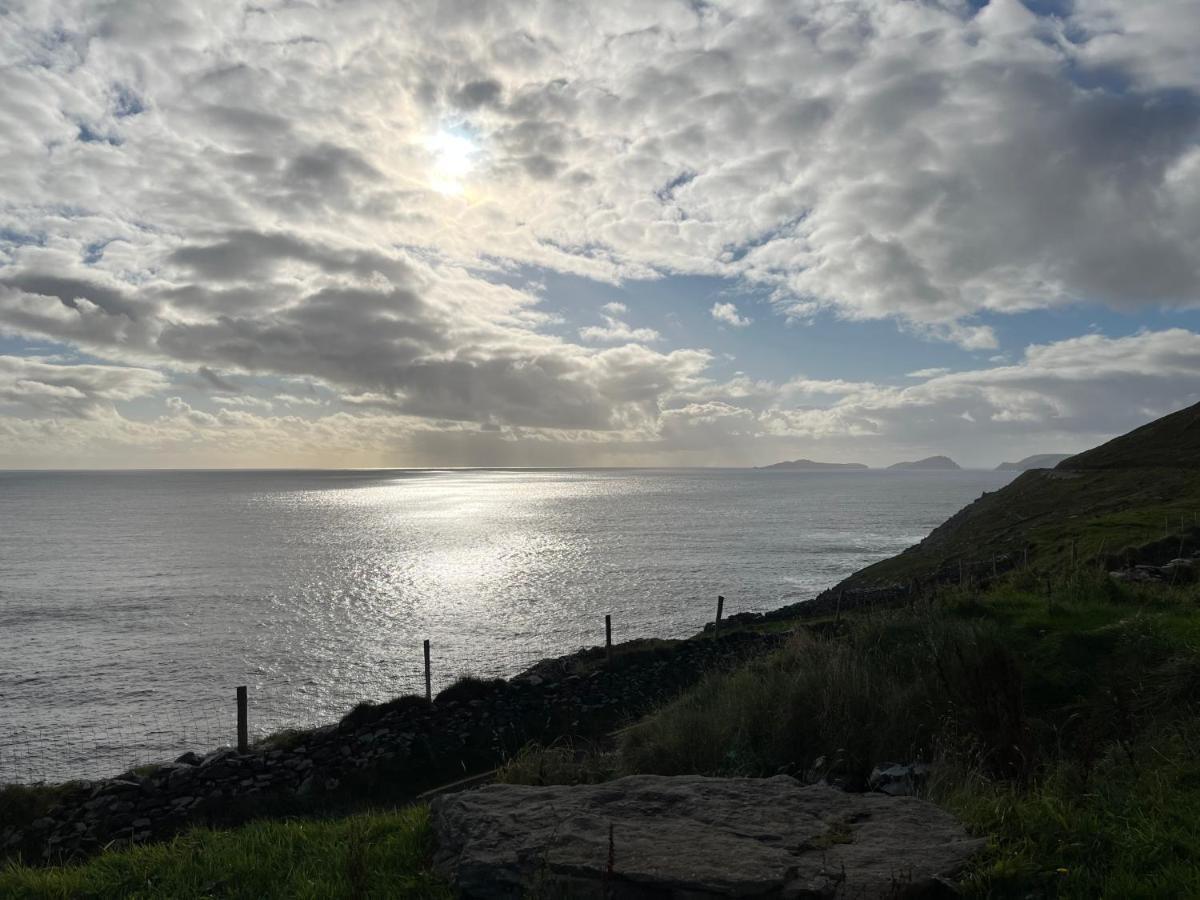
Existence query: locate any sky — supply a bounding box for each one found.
[2,0,1200,469]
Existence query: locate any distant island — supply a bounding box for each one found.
[758,458,869,471]
[886,455,961,471]
[995,453,1073,471]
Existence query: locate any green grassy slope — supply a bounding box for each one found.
[511,575,1200,898]
[834,402,1200,592]
[0,806,449,899]
[1061,401,1200,470]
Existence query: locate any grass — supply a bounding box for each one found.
[843,466,1200,590]
[0,805,450,899]
[0,783,85,836]
[620,595,1050,782]
[942,723,1200,898]
[10,569,1200,897]
[612,572,1200,896]
[494,738,617,787]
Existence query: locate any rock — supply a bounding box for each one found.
[199,748,237,768]
[1161,559,1197,582]
[1111,568,1163,583]
[869,762,932,797]
[175,751,202,766]
[431,774,983,899]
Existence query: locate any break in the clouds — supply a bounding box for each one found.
[1,0,1200,467]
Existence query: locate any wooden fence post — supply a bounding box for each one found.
[715,595,724,635]
[835,590,843,626]
[236,685,248,753]
[605,615,612,664]
[424,639,431,702]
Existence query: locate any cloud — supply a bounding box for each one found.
[0,356,167,416]
[907,367,951,378]
[579,312,662,344]
[2,1,1197,338]
[758,328,1200,461]
[1,328,1198,468]
[0,1,1199,465]
[711,301,752,328]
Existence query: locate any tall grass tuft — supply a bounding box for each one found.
[620,610,1027,785]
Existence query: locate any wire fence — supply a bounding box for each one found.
[0,641,565,786]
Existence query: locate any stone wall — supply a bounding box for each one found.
[2,630,784,864]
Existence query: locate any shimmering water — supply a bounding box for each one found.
[0,468,1015,783]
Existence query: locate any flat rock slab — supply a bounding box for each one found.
[431,774,984,899]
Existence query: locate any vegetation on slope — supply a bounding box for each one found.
[837,402,1200,593]
[0,806,449,899]
[836,465,1200,592]
[511,574,1200,897]
[9,574,1200,898]
[1062,401,1200,470]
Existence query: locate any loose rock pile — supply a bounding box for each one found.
[2,631,782,864]
[1109,555,1198,584]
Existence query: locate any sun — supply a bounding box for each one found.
[426,130,478,195]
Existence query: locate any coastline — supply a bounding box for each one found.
[2,628,786,864]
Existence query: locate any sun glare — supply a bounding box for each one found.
[426,130,477,195]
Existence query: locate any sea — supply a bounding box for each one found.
[0,467,1016,784]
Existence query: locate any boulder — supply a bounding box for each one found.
[431,774,983,899]
[1111,567,1163,583]
[868,763,932,797]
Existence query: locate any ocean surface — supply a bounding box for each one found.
[0,467,1016,783]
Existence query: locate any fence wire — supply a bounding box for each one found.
[0,644,554,786]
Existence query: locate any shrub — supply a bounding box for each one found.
[338,694,430,729]
[495,740,616,787]
[434,676,506,705]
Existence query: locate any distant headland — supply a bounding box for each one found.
[757,459,870,470]
[886,455,961,471]
[757,455,968,470]
[994,453,1073,471]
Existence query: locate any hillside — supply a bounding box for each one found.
[887,455,960,470]
[995,453,1073,471]
[824,402,1200,594]
[1057,402,1200,470]
[758,458,869,470]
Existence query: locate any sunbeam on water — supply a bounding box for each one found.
[0,467,1015,782]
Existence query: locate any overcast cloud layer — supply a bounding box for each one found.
[2,0,1200,467]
